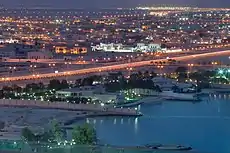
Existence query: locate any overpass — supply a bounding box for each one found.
[1,50,230,82]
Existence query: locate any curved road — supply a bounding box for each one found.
[1,50,230,82]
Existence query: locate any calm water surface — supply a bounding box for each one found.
[80,94,230,153]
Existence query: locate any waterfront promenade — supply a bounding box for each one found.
[0,99,141,117]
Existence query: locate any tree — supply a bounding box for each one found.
[2,86,13,93]
[21,127,55,144]
[75,79,82,87]
[143,70,149,78]
[72,123,97,145]
[39,131,54,142]
[82,76,94,86]
[0,90,4,98]
[61,80,69,89]
[50,119,64,142]
[0,121,5,130]
[24,83,40,92]
[48,79,61,90]
[21,127,35,142]
[137,71,142,78]
[175,66,188,82]
[175,66,187,74]
[149,71,157,78]
[12,84,22,93]
[38,82,45,90]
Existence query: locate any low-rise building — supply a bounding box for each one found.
[55,46,87,54]
[56,85,125,104]
[152,77,177,91]
[91,43,161,53]
[152,77,196,92]
[27,51,52,59]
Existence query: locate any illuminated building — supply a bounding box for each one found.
[56,85,125,104]
[55,46,87,54]
[55,46,68,54]
[70,47,87,54]
[91,43,161,53]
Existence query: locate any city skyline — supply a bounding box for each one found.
[0,0,230,8]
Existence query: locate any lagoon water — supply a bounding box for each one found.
[80,94,230,153]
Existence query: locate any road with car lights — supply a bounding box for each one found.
[0,49,230,86]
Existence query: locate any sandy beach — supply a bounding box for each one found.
[0,107,85,140]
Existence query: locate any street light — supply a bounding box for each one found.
[157,65,164,75]
[8,66,16,80]
[218,69,224,74]
[127,67,133,77]
[188,64,194,79]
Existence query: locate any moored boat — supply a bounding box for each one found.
[160,91,201,101]
[145,144,192,151]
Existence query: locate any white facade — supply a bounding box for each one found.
[92,43,161,53]
[56,85,125,104]
[128,88,159,96]
[152,77,177,90]
[133,43,161,52]
[152,77,195,92]
[92,43,133,52]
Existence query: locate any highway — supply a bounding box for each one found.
[1,50,230,83]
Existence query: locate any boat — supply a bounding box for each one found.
[145,144,192,151]
[99,144,192,151]
[160,91,201,101]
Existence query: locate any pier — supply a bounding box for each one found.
[0,99,142,117]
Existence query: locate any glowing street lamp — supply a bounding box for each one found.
[218,69,224,74]
[188,64,194,78]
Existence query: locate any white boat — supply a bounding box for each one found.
[160,91,200,101]
[145,144,192,151]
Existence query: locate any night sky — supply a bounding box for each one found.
[1,0,230,8]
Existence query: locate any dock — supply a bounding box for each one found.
[0,99,142,117]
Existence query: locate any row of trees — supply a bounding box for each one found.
[105,71,161,92]
[21,120,97,145]
[1,75,103,95]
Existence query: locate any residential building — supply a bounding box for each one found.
[27,51,53,59]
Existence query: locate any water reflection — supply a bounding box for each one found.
[87,94,230,153]
[86,118,89,124]
[134,117,138,134]
[113,118,117,125]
